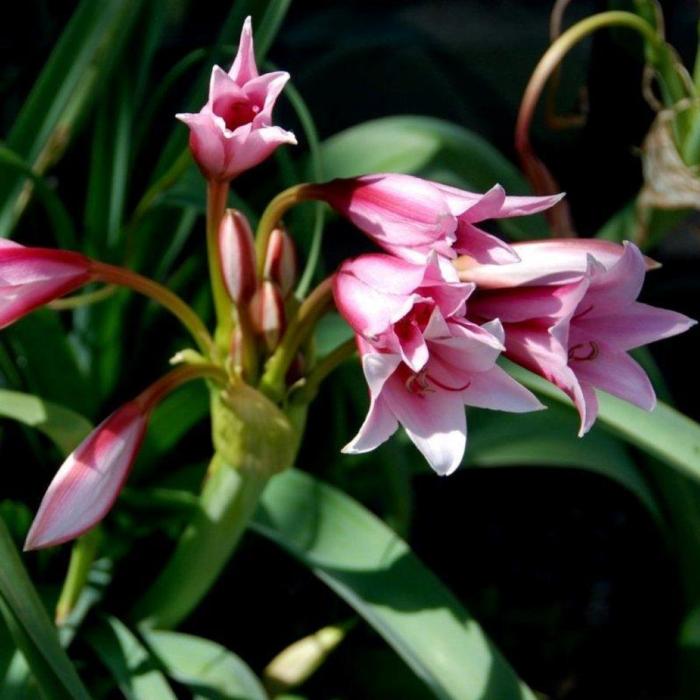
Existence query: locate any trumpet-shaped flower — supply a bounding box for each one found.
[346,320,543,475]
[333,252,542,474]
[177,17,296,182]
[24,401,148,550]
[469,242,695,434]
[0,240,92,329]
[314,174,562,263]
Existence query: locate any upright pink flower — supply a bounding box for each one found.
[177,17,296,182]
[314,174,562,263]
[24,401,148,550]
[333,252,542,474]
[0,240,93,329]
[469,242,695,434]
[218,208,258,304]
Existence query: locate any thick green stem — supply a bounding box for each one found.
[206,181,233,351]
[92,261,214,356]
[133,454,269,629]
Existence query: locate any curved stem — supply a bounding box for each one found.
[259,276,335,402]
[48,285,117,310]
[515,11,663,232]
[206,181,233,350]
[255,184,317,278]
[291,337,357,405]
[136,362,228,410]
[91,261,214,356]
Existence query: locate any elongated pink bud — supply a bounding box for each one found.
[218,209,258,304]
[0,241,93,329]
[263,226,297,297]
[249,280,285,350]
[24,401,148,550]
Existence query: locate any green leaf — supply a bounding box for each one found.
[4,311,96,417]
[141,629,267,700]
[508,363,700,483]
[0,145,77,248]
[0,0,143,232]
[466,405,662,521]
[0,518,91,700]
[85,616,176,700]
[252,469,537,700]
[0,389,92,456]
[318,115,545,239]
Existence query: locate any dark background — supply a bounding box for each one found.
[2,2,700,698]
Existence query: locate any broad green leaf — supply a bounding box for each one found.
[317,115,546,239]
[142,629,267,700]
[0,518,91,700]
[0,389,92,456]
[509,363,700,484]
[466,405,661,521]
[252,469,536,700]
[85,616,176,700]
[0,0,143,232]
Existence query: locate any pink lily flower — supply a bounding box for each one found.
[333,252,542,474]
[469,242,695,434]
[218,208,258,304]
[24,400,148,550]
[0,239,92,329]
[177,17,296,182]
[346,320,543,475]
[314,173,562,263]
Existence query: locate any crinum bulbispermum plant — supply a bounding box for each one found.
[1,16,694,632]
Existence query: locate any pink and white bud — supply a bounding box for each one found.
[455,238,660,289]
[176,17,296,182]
[0,240,93,329]
[250,280,286,350]
[263,226,297,297]
[218,209,257,304]
[24,401,148,550]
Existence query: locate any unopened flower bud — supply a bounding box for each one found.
[249,280,285,351]
[218,209,257,304]
[263,226,297,297]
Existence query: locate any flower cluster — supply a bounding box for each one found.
[315,174,695,473]
[0,17,695,555]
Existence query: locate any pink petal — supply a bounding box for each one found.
[343,394,398,454]
[24,402,147,550]
[582,242,645,313]
[462,365,545,412]
[456,238,642,289]
[176,112,226,180]
[496,192,565,218]
[333,269,414,338]
[221,125,296,179]
[459,184,506,222]
[0,247,92,329]
[575,303,696,351]
[383,374,467,475]
[454,221,519,264]
[571,342,656,413]
[318,174,457,260]
[342,254,427,296]
[229,16,259,85]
